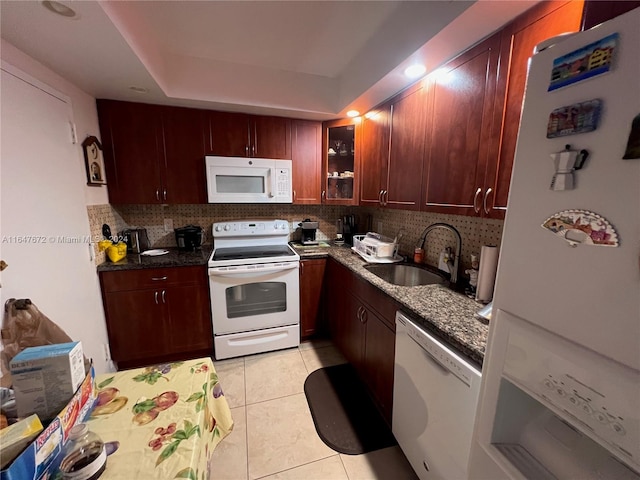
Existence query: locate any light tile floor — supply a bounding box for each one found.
[209,340,419,480]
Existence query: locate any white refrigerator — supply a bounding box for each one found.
[469,7,639,480]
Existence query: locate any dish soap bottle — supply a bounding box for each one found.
[59,423,107,479]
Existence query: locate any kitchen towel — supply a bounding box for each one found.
[476,245,499,302]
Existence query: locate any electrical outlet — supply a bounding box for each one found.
[164,218,174,232]
[291,219,302,230]
[377,221,383,233]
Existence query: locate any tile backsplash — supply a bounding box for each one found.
[87,204,503,275]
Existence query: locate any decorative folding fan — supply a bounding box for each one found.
[541,210,619,247]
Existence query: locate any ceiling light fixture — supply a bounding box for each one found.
[41,1,77,18]
[129,86,149,94]
[346,110,360,118]
[404,64,426,79]
[364,111,377,119]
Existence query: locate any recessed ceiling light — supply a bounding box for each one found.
[129,86,149,94]
[364,111,377,119]
[404,64,426,79]
[346,110,360,118]
[41,1,77,18]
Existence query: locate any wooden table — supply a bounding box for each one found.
[88,357,233,479]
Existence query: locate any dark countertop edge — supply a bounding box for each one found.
[325,247,487,368]
[97,246,213,272]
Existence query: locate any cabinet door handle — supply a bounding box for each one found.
[151,276,167,281]
[483,187,493,215]
[300,262,304,276]
[378,190,383,205]
[383,190,388,206]
[361,309,368,324]
[321,190,326,201]
[163,189,167,201]
[251,144,256,156]
[245,145,249,156]
[473,187,482,214]
[161,290,166,304]
[154,291,159,304]
[156,189,160,201]
[293,190,297,202]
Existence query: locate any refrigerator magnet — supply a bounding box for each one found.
[541,210,619,247]
[622,113,640,159]
[548,33,618,92]
[547,100,602,138]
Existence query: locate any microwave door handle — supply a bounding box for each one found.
[270,168,276,198]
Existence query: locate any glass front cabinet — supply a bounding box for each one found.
[322,119,359,205]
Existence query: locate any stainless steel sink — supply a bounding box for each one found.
[363,264,446,287]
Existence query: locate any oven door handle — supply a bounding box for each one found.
[209,263,298,277]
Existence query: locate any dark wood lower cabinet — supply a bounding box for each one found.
[324,258,398,425]
[299,259,327,339]
[99,266,213,369]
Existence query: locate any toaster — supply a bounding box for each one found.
[122,228,151,253]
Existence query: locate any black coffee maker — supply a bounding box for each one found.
[299,219,319,245]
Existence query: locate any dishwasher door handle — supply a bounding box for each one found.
[409,335,450,375]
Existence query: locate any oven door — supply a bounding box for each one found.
[209,261,300,335]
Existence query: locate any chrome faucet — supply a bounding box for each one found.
[417,223,462,285]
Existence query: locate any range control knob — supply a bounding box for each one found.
[215,225,222,232]
[224,225,231,231]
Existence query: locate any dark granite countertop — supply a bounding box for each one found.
[313,245,488,367]
[97,246,212,272]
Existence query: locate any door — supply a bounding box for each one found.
[323,119,359,205]
[208,111,250,157]
[386,84,427,210]
[209,264,300,335]
[299,259,326,338]
[161,106,208,204]
[97,100,163,204]
[360,104,391,207]
[253,116,291,159]
[423,33,500,215]
[1,63,110,372]
[164,283,213,353]
[486,1,584,217]
[103,289,165,362]
[291,120,322,204]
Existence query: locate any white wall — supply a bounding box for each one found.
[1,39,109,207]
[1,39,114,373]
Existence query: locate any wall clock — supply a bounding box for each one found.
[82,135,106,186]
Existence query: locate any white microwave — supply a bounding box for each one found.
[205,156,292,203]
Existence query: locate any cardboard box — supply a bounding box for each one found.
[10,342,84,420]
[0,366,95,480]
[0,415,43,469]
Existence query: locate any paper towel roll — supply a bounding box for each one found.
[476,245,499,302]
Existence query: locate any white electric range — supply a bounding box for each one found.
[208,219,300,360]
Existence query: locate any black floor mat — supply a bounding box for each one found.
[304,363,397,455]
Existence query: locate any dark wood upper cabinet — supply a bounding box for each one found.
[291,120,322,204]
[97,100,163,204]
[322,118,360,205]
[97,100,207,204]
[161,106,208,204]
[423,32,501,216]
[386,83,427,211]
[581,0,640,29]
[208,111,291,159]
[360,104,391,207]
[485,0,584,218]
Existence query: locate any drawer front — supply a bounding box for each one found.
[352,275,399,331]
[101,266,206,292]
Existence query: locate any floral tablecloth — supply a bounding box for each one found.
[87,357,233,480]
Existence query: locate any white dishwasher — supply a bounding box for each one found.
[393,311,482,480]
